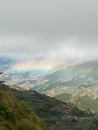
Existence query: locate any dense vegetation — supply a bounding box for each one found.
[1,84,98,130]
[0,89,48,130]
[55,88,98,116]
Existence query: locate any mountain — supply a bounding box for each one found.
[1,83,98,130]
[30,60,98,93]
[0,56,16,71]
[55,86,98,115]
[1,57,98,91]
[1,56,98,91]
[0,56,53,89]
[0,87,48,130]
[31,60,98,116]
[19,59,98,117]
[1,57,98,119]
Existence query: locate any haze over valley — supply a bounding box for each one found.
[0,0,98,130]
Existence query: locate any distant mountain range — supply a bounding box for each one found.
[1,56,98,116]
[31,60,98,93]
[1,56,98,91]
[0,56,53,89]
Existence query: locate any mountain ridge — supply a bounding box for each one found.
[0,83,98,130]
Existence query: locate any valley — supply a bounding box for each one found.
[0,83,98,130]
[1,57,98,129]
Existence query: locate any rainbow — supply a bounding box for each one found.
[11,60,55,73]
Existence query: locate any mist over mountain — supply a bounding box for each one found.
[0,0,98,64]
[0,55,98,91]
[0,0,98,130]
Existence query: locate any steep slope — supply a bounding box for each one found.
[27,60,98,124]
[0,84,98,130]
[0,89,48,130]
[55,85,98,115]
[1,59,98,128]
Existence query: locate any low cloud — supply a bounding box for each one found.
[0,0,98,64]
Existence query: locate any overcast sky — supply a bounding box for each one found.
[0,0,98,64]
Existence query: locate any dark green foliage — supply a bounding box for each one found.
[1,84,98,130]
[0,90,48,130]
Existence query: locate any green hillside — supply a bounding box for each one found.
[1,84,98,130]
[56,92,98,117]
[0,89,48,130]
[55,86,98,115]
